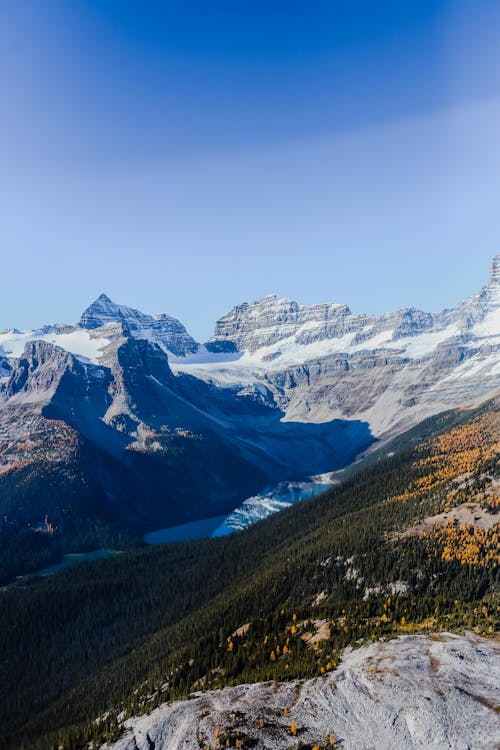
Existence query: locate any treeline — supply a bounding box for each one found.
[0,401,498,749]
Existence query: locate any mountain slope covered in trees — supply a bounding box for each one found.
[0,395,498,749]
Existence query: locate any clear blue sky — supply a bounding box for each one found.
[1,1,499,340]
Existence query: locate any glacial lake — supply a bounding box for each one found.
[144,515,228,544]
[34,549,120,576]
[15,483,332,581]
[145,480,333,545]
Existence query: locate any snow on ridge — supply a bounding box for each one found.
[0,328,111,364]
[442,351,500,382]
[0,320,471,373]
[1,313,496,391]
[80,293,199,357]
[474,307,500,338]
[171,322,469,384]
[167,346,244,365]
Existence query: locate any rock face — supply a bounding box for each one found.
[179,254,500,438]
[80,294,199,357]
[206,255,500,357]
[207,295,360,353]
[103,632,500,750]
[488,253,500,306]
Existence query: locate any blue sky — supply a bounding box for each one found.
[1,1,499,340]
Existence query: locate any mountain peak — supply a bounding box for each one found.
[79,296,199,357]
[207,295,354,353]
[80,295,121,329]
[2,340,77,401]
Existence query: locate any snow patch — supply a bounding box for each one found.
[0,328,110,363]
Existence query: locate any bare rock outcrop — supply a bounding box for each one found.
[104,632,500,750]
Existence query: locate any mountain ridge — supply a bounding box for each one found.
[0,254,498,556]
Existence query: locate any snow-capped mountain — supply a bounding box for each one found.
[206,255,500,364]
[206,296,359,354]
[0,293,199,378]
[205,257,499,359]
[177,254,500,437]
[80,293,199,356]
[0,255,498,534]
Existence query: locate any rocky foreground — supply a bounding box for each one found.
[104,632,500,750]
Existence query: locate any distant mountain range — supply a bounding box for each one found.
[0,255,498,535]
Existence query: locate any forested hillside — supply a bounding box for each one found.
[0,397,498,750]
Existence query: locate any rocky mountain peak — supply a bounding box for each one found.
[79,295,199,357]
[1,340,78,401]
[79,295,129,330]
[204,255,500,358]
[207,294,354,353]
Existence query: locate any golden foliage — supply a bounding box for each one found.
[391,413,500,507]
[424,521,500,567]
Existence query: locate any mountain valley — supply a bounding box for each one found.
[1,257,499,576]
[0,393,498,749]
